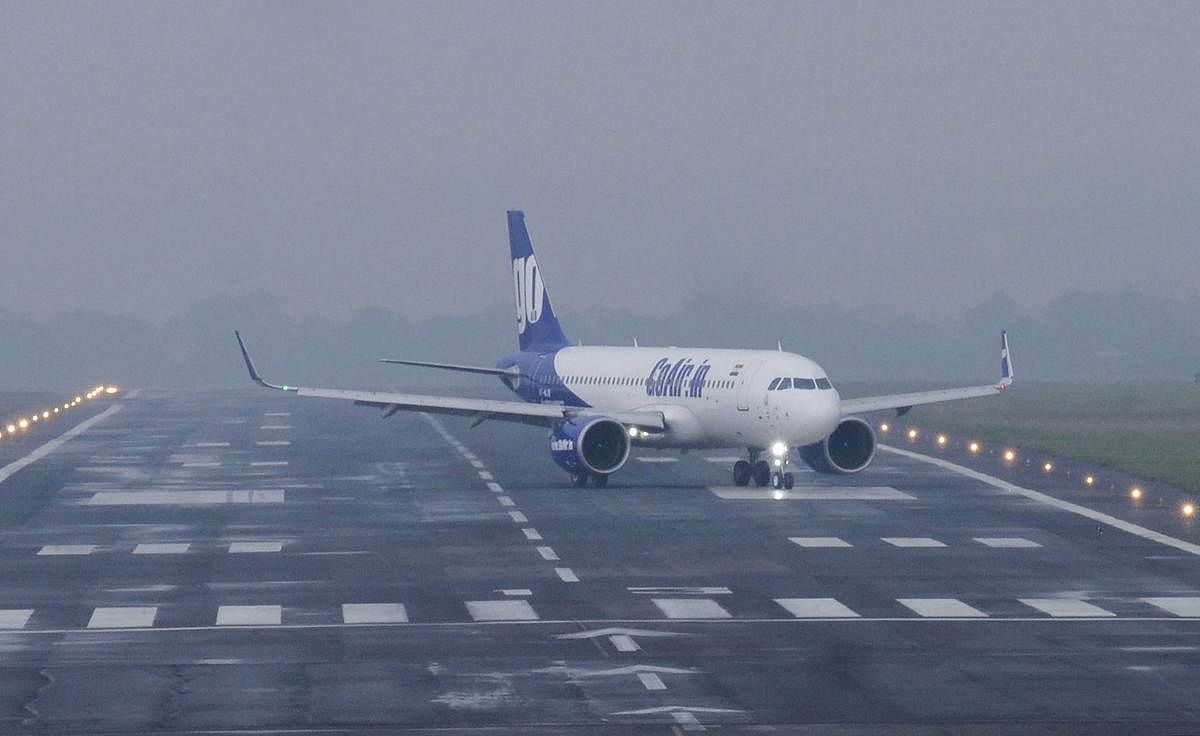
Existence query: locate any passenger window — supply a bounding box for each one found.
[767,377,781,391]
[816,378,832,390]
[794,378,816,390]
[777,378,792,390]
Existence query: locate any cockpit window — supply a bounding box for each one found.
[777,377,792,390]
[816,377,833,390]
[794,378,816,389]
[767,377,781,391]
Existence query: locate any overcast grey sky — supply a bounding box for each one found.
[2,2,1197,325]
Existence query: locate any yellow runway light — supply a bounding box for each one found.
[1043,462,1054,472]
[968,441,980,454]
[19,419,29,429]
[936,434,948,447]
[1003,449,1016,462]
[42,411,49,419]
[1183,503,1195,518]
[1084,475,1095,486]
[1130,487,1143,500]
[6,424,15,433]
[907,428,919,440]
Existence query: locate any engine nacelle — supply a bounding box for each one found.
[550,417,631,476]
[799,417,876,474]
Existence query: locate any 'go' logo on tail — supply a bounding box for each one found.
[513,256,544,334]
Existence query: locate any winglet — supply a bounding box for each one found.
[998,330,1014,388]
[234,331,295,392]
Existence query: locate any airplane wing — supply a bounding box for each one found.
[235,332,665,431]
[377,358,520,378]
[839,331,1014,417]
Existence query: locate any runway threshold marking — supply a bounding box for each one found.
[0,404,122,485]
[774,598,860,618]
[653,598,732,619]
[1142,597,1200,617]
[898,598,988,618]
[342,603,408,624]
[880,444,1200,557]
[0,610,34,629]
[216,605,282,626]
[88,607,157,629]
[974,537,1041,548]
[37,544,96,556]
[1020,598,1117,617]
[522,528,542,540]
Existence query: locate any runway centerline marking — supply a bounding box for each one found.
[880,443,1200,556]
[229,541,283,553]
[509,511,528,523]
[255,440,290,446]
[522,528,542,540]
[789,537,852,548]
[194,442,230,448]
[497,496,516,507]
[250,461,289,467]
[0,405,122,485]
[537,546,559,561]
[133,543,190,555]
[882,537,946,548]
[38,544,96,556]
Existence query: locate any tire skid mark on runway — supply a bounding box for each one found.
[419,413,581,584]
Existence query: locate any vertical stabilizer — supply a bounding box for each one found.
[508,211,570,351]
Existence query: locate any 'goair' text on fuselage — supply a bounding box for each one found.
[646,358,712,398]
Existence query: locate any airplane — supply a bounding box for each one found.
[236,211,1013,490]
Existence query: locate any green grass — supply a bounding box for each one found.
[840,382,1200,492]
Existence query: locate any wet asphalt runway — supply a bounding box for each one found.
[0,389,1198,735]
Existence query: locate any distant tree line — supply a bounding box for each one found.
[1,290,1197,391]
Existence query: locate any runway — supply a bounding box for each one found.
[0,390,1198,734]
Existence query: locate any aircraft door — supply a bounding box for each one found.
[735,361,763,411]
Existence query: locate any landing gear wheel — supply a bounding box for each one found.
[752,460,771,487]
[592,473,609,488]
[783,472,795,490]
[570,472,588,488]
[771,472,784,490]
[732,460,751,486]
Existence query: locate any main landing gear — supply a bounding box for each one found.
[570,472,609,488]
[733,449,794,490]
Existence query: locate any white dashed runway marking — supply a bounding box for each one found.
[466,600,539,621]
[882,537,947,548]
[255,440,290,446]
[898,598,988,618]
[250,461,289,467]
[509,511,528,523]
[638,672,667,690]
[497,496,515,507]
[264,412,290,417]
[259,425,292,430]
[487,482,504,493]
[38,545,96,556]
[1143,597,1200,617]
[342,603,408,624]
[975,537,1041,548]
[216,605,282,626]
[229,542,283,553]
[653,598,732,619]
[88,607,157,629]
[555,567,579,583]
[194,442,230,448]
[636,456,678,463]
[789,537,852,548]
[775,598,860,618]
[1020,598,1116,617]
[87,490,284,505]
[182,462,221,468]
[522,528,542,540]
[133,543,190,555]
[0,610,33,629]
[536,546,559,561]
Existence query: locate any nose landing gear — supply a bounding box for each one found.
[732,449,794,489]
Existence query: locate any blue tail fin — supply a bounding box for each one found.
[508,211,570,351]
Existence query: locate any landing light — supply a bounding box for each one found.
[1183,503,1195,518]
[880,423,890,433]
[770,441,788,458]
[1003,449,1016,462]
[968,441,980,454]
[1130,487,1143,500]
[907,429,919,440]
[628,426,639,438]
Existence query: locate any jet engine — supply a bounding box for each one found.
[799,417,876,474]
[550,417,631,476]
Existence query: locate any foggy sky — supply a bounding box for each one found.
[3,2,1198,326]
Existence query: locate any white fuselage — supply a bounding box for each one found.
[547,346,842,450]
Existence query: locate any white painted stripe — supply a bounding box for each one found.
[630,586,732,595]
[497,496,515,507]
[636,456,678,463]
[487,482,504,493]
[88,606,157,629]
[1020,598,1116,617]
[1141,597,1200,617]
[789,537,852,548]
[133,543,190,555]
[194,442,230,448]
[479,471,493,480]
[638,672,667,690]
[652,598,732,619]
[255,440,290,446]
[229,541,283,553]
[470,460,485,469]
[537,546,559,561]
[250,461,289,467]
[38,544,96,556]
[182,462,221,468]
[704,456,742,463]
[264,412,291,417]
[975,537,1041,548]
[342,603,408,624]
[498,589,533,597]
[555,567,579,583]
[882,537,946,548]
[259,425,292,430]
[216,605,282,626]
[0,405,121,485]
[880,444,1200,557]
[775,598,860,618]
[466,600,539,621]
[672,711,704,731]
[88,490,284,505]
[522,528,542,540]
[610,634,639,652]
[0,610,34,629]
[898,598,988,618]
[509,511,528,523]
[710,486,914,500]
